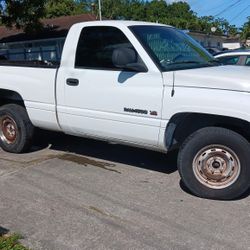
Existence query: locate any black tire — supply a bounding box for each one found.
[0,104,34,153]
[178,127,250,200]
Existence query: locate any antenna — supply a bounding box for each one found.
[171,71,176,97]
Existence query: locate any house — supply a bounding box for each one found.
[189,31,226,49]
[245,39,250,47]
[188,31,241,50]
[0,14,97,62]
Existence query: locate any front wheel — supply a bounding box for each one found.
[178,127,250,200]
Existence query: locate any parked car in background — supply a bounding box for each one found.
[205,47,222,55]
[215,50,250,66]
[0,54,7,60]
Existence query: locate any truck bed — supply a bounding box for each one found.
[0,62,60,131]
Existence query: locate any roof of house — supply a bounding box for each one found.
[188,30,228,39]
[0,13,97,43]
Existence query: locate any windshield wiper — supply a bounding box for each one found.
[167,59,221,67]
[167,61,206,66]
[207,59,222,65]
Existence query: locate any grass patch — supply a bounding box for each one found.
[0,234,29,250]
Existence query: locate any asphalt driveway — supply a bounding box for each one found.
[0,131,249,250]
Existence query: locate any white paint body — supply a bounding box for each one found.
[1,21,250,152]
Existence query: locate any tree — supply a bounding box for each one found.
[121,0,146,21]
[45,0,86,18]
[0,0,47,33]
[86,0,125,19]
[241,17,250,41]
[195,16,238,37]
[145,0,168,23]
[166,1,197,27]
[0,0,243,38]
[0,0,87,32]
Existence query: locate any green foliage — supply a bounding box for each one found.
[196,16,238,36]
[0,0,242,37]
[0,0,47,33]
[99,0,123,19]
[144,0,168,23]
[88,0,238,36]
[123,0,146,21]
[0,0,86,32]
[0,234,29,250]
[241,17,250,40]
[45,0,86,18]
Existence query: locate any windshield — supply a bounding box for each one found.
[129,25,216,71]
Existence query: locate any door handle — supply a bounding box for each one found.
[66,78,79,86]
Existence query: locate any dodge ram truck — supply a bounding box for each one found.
[0,21,249,200]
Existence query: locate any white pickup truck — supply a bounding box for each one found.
[0,21,249,200]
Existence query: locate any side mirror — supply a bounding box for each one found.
[112,48,147,72]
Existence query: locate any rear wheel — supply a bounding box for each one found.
[0,104,34,153]
[178,127,250,200]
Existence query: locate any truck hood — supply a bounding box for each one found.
[164,66,250,92]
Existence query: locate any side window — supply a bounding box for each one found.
[245,56,250,66]
[75,26,136,70]
[217,56,240,65]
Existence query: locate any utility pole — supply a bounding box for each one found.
[98,0,102,21]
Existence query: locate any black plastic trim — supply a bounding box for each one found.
[0,61,59,69]
[74,66,148,73]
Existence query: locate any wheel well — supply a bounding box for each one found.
[0,89,25,107]
[166,113,250,150]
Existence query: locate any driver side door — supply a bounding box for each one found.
[57,25,164,147]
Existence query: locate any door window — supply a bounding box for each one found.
[245,56,250,66]
[75,26,138,70]
[217,56,240,65]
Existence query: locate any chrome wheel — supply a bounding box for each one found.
[0,115,18,144]
[193,145,241,189]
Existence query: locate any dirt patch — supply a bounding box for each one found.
[57,154,121,174]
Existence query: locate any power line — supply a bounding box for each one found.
[204,1,230,14]
[214,0,242,17]
[229,5,250,22]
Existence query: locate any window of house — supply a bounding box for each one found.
[75,26,138,70]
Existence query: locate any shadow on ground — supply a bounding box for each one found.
[179,178,250,201]
[26,129,250,200]
[0,226,9,236]
[33,129,178,175]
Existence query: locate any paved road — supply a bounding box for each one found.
[0,131,249,250]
